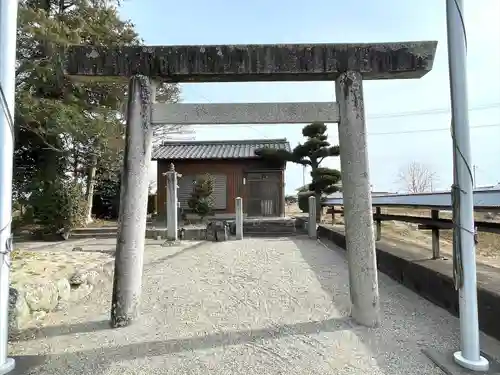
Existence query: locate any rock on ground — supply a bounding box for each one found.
[8,237,500,375]
[8,243,115,332]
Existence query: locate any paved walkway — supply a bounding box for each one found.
[9,236,500,374]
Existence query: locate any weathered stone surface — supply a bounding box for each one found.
[242,218,297,236]
[161,239,182,247]
[8,245,114,331]
[165,165,178,241]
[23,281,59,312]
[215,226,229,242]
[54,301,70,312]
[32,310,47,321]
[86,270,101,285]
[206,221,230,242]
[70,283,93,302]
[179,227,206,241]
[69,269,100,287]
[205,222,217,241]
[69,272,86,286]
[335,71,380,327]
[64,42,438,82]
[56,278,71,301]
[8,287,30,331]
[152,102,340,125]
[308,196,317,239]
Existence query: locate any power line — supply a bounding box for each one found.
[186,90,500,136]
[367,123,500,136]
[188,92,499,121]
[192,122,500,136]
[190,104,500,129]
[474,165,499,185]
[368,102,499,119]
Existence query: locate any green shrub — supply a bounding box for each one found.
[29,179,87,234]
[188,174,215,220]
[298,191,315,213]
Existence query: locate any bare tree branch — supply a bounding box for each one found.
[152,124,195,147]
[397,161,437,193]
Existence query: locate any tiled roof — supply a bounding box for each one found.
[152,139,291,160]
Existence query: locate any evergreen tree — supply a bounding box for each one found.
[14,0,180,231]
[256,122,341,219]
[188,174,215,220]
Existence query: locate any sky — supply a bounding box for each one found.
[119,0,500,195]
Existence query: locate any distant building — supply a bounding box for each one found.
[475,184,500,191]
[297,178,393,200]
[152,139,291,218]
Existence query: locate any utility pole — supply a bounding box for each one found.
[0,0,19,373]
[446,0,489,371]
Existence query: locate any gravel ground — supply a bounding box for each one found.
[8,236,500,374]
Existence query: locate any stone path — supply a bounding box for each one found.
[8,236,500,374]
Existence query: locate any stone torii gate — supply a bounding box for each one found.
[64,42,437,328]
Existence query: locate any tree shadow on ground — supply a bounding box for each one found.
[11,236,479,374]
[11,320,112,342]
[11,316,351,374]
[146,241,207,267]
[288,236,463,375]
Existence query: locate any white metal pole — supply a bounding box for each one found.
[0,0,19,373]
[446,0,489,371]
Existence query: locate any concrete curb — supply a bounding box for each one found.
[315,224,500,342]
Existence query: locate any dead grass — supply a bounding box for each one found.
[10,249,113,288]
[287,203,500,269]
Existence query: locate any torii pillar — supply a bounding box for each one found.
[64,42,437,328]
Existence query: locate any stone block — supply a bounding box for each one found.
[205,222,216,241]
[69,271,86,286]
[206,220,230,242]
[215,226,229,242]
[181,227,206,241]
[70,283,94,302]
[23,281,59,312]
[56,278,71,301]
[161,239,182,247]
[32,310,47,321]
[85,270,101,285]
[8,287,30,332]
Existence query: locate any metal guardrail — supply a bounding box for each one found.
[322,189,500,211]
[322,189,500,259]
